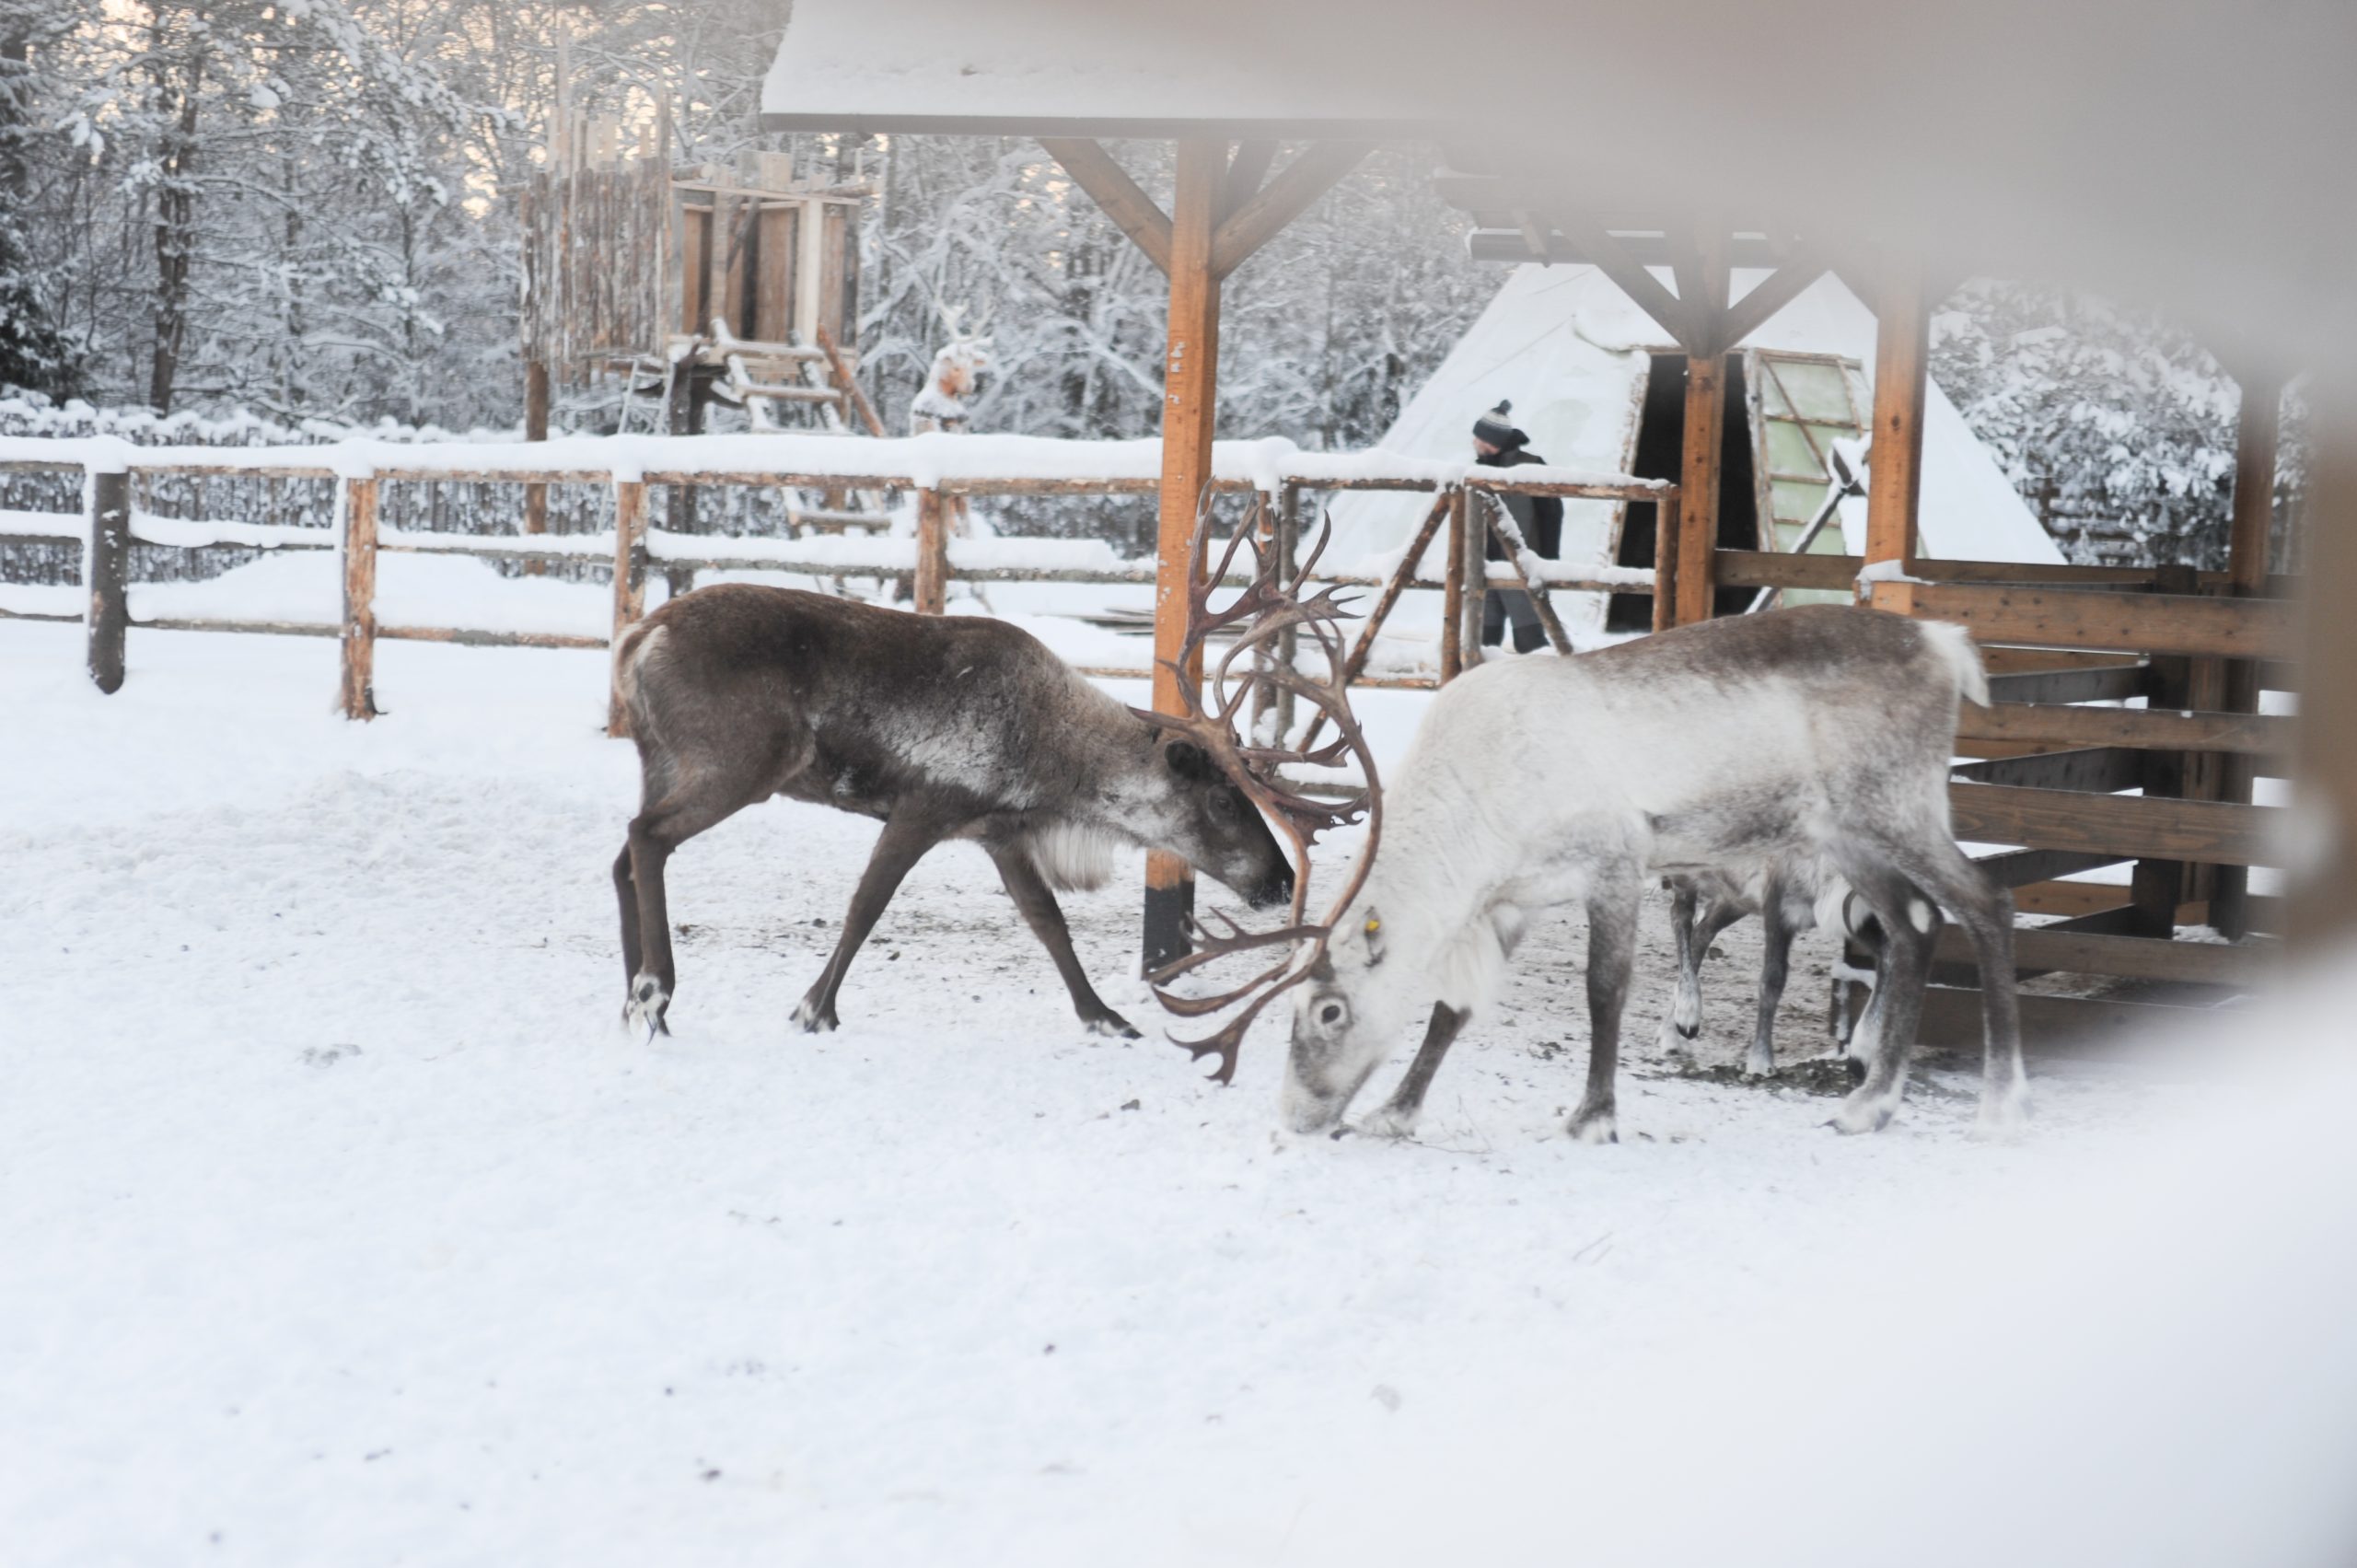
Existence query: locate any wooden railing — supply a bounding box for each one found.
[0,437,1675,726]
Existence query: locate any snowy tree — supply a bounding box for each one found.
[1932,279,2255,570]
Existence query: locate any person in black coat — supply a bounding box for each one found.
[1471,400,1563,653]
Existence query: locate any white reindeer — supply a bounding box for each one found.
[910,304,991,439]
[1281,604,2026,1142]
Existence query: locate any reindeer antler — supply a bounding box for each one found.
[1133,495,1385,1083]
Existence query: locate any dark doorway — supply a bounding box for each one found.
[1606,354,1761,632]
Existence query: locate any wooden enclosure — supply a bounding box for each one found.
[519,115,866,424]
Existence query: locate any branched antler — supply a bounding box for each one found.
[1133,495,1386,1083]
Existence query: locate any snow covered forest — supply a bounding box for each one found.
[0,0,2295,569]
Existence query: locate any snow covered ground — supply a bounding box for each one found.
[4,617,2352,1566]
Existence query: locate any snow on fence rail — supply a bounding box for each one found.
[0,433,1675,726]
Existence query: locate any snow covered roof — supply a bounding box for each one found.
[760,0,1441,137]
[1326,263,2061,624]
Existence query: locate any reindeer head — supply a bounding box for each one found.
[929,303,993,400]
[1136,499,1384,1086]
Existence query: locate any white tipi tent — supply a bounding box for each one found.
[1328,264,2061,640]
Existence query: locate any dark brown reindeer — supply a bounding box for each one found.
[609,571,1297,1041]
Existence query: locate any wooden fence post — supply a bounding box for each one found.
[1440,487,1467,682]
[913,487,948,613]
[1457,482,1489,670]
[523,358,551,575]
[340,475,380,721]
[1651,493,1682,633]
[85,467,130,693]
[608,479,648,738]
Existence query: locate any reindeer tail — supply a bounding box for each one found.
[1918,620,1990,708]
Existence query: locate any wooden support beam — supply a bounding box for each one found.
[2214,369,2283,937]
[1869,579,2299,661]
[1210,141,1369,279]
[1864,260,1931,574]
[2290,382,2357,946]
[339,477,380,721]
[607,479,647,738]
[1220,140,1279,220]
[85,469,130,694]
[1039,138,1174,276]
[1949,781,2275,866]
[1650,494,1681,633]
[1675,354,1725,626]
[1552,210,1701,353]
[1709,257,1827,357]
[1143,138,1225,970]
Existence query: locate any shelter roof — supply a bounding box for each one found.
[760,0,1441,139]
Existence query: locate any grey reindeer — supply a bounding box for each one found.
[610,585,1294,1040]
[1276,605,2025,1143]
[1658,863,1888,1076]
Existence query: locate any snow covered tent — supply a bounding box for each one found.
[1329,264,2063,639]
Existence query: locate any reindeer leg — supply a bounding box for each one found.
[1883,841,2028,1137]
[1748,888,1796,1077]
[986,843,1138,1039]
[1361,1003,1468,1138]
[1656,881,1701,1052]
[624,787,756,1040]
[1827,860,1937,1135]
[793,811,942,1033]
[1572,878,1640,1144]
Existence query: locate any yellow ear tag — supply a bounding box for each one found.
[1364,918,1381,935]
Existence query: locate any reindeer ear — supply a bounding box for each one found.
[1165,739,1213,781]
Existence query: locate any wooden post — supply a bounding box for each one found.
[1143,137,1225,971]
[339,476,380,721]
[2289,379,2357,947]
[1458,482,1489,668]
[1440,487,1468,682]
[522,359,551,575]
[2213,369,2282,938]
[607,479,648,738]
[913,488,949,614]
[1651,493,1682,634]
[1864,260,1932,575]
[2129,564,2200,937]
[85,468,130,694]
[1676,353,1726,626]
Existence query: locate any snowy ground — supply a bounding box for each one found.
[4,618,2352,1566]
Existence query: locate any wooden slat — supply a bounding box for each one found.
[1713,548,1860,591]
[1959,701,2293,758]
[1950,747,2143,793]
[1982,662,2145,704]
[1971,847,2129,887]
[1872,579,2299,661]
[1932,925,2274,986]
[1910,985,2224,1057]
[2012,879,2133,917]
[1949,782,2276,865]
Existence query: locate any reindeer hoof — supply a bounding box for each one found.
[1675,1018,1700,1041]
[1744,1050,1775,1079]
[1084,1013,1142,1040]
[1829,1089,1897,1135]
[1358,1101,1421,1140]
[1567,1106,1619,1145]
[791,996,839,1034]
[623,976,670,1043]
[1971,1083,2032,1142]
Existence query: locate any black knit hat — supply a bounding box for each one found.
[1472,399,1527,450]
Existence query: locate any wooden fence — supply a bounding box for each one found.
[0,442,1676,732]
